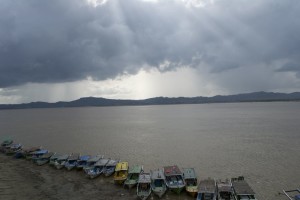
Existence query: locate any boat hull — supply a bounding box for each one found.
[169,186,185,194]
[36,160,49,166]
[114,178,126,185]
[152,188,167,198]
[186,186,198,198]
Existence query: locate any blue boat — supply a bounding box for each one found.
[31,149,48,163]
[65,153,80,170]
[76,155,91,170]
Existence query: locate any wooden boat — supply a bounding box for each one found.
[49,153,62,166]
[196,178,217,200]
[54,154,69,169]
[231,176,257,200]
[163,165,186,194]
[183,168,198,197]
[150,169,167,198]
[36,152,55,166]
[124,165,143,189]
[283,188,300,200]
[64,153,80,170]
[15,146,41,159]
[137,173,151,200]
[76,155,91,170]
[103,159,119,177]
[113,161,129,184]
[31,149,48,163]
[217,179,235,200]
[0,139,13,153]
[83,155,103,172]
[86,158,110,179]
[5,143,22,156]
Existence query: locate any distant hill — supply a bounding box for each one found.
[0,91,300,110]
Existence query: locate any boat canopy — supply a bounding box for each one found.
[106,159,118,166]
[88,155,103,163]
[115,162,128,171]
[57,154,69,160]
[164,165,182,176]
[232,180,255,195]
[9,143,22,149]
[151,169,165,180]
[198,179,216,193]
[138,173,151,183]
[79,155,90,161]
[95,158,110,166]
[1,139,13,146]
[68,153,80,161]
[31,149,48,155]
[183,168,197,179]
[128,165,143,174]
[40,152,54,159]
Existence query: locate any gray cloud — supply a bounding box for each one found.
[1,0,300,88]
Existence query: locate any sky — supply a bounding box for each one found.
[0,0,300,104]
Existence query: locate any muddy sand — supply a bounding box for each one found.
[0,154,192,200]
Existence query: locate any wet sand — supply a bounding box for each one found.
[0,154,193,200]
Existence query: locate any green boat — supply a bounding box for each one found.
[0,139,13,153]
[124,165,143,189]
[183,168,198,198]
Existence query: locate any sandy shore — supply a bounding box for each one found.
[0,154,193,200]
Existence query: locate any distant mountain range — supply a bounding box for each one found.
[1,91,300,110]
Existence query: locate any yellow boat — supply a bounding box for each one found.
[114,161,129,184]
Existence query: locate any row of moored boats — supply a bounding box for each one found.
[0,139,264,200]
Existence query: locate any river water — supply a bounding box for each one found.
[0,102,299,200]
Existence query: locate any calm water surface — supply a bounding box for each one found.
[1,102,300,200]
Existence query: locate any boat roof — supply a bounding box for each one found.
[9,143,22,148]
[1,139,13,146]
[30,149,48,154]
[95,158,110,166]
[183,168,197,179]
[115,162,128,171]
[40,152,54,158]
[128,165,143,174]
[24,146,41,153]
[106,159,119,166]
[138,173,151,183]
[164,165,182,176]
[57,154,69,160]
[232,180,255,195]
[151,169,165,180]
[50,153,61,159]
[79,155,90,161]
[198,179,216,193]
[87,155,103,162]
[217,180,233,192]
[68,153,80,160]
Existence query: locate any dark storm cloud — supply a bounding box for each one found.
[0,0,300,87]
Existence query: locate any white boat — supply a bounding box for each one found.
[137,173,151,200]
[64,153,80,170]
[86,158,110,179]
[231,176,258,200]
[150,169,167,198]
[103,159,119,177]
[217,179,235,200]
[5,143,22,155]
[163,165,186,194]
[196,178,217,200]
[54,154,69,169]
